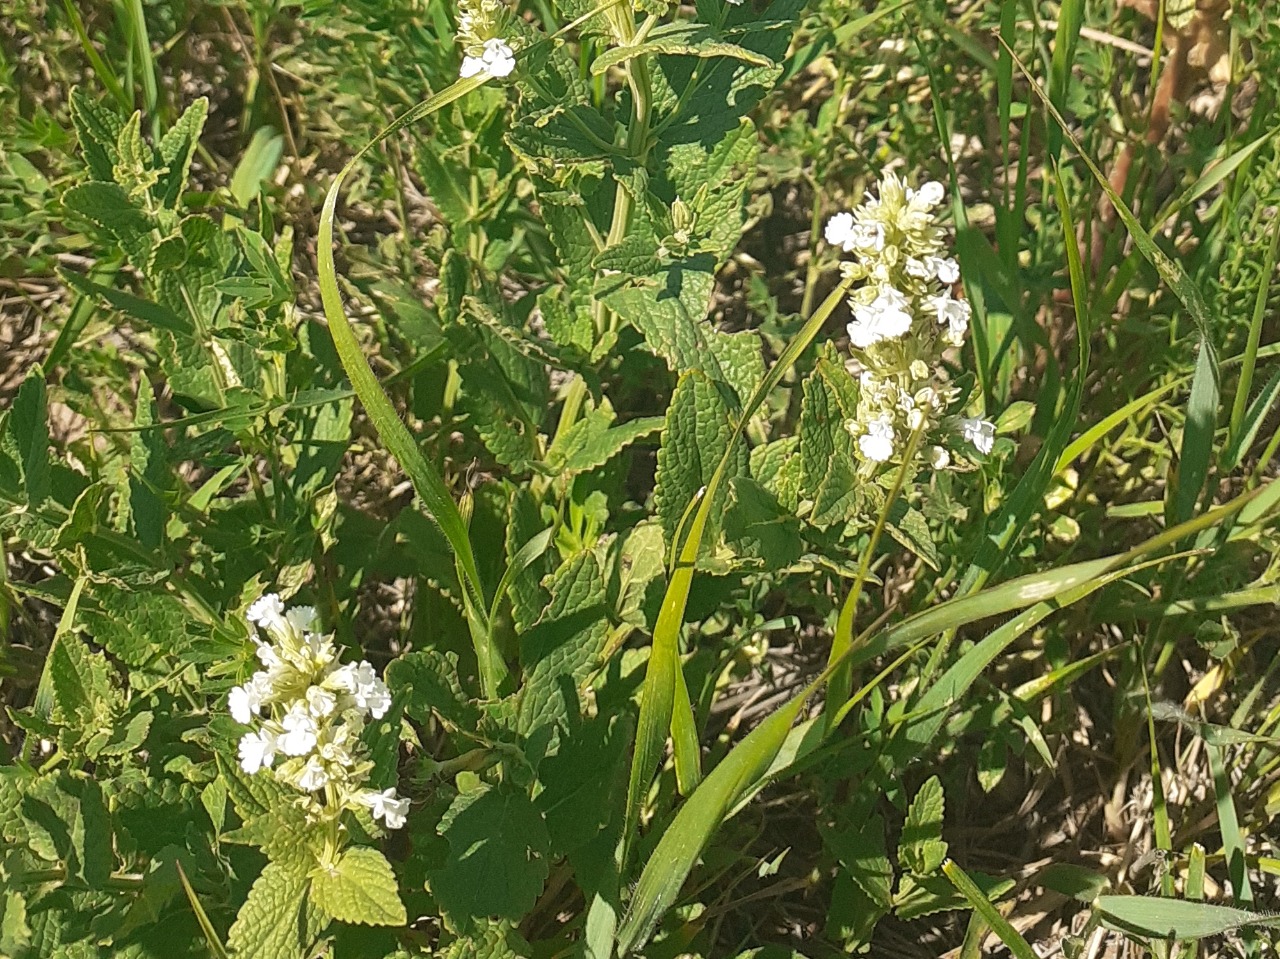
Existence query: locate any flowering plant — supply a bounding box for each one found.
[5,1,1276,958]
[826,173,994,470]
[230,595,407,837]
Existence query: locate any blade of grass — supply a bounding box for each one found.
[1170,339,1219,525]
[954,166,1090,599]
[900,554,1183,753]
[619,544,1183,955]
[1154,131,1274,226]
[617,482,1280,955]
[1207,740,1254,905]
[1046,0,1084,162]
[1007,40,1221,356]
[58,0,128,109]
[1057,342,1280,474]
[1227,216,1280,457]
[176,861,231,959]
[622,274,854,850]
[1139,658,1175,896]
[942,859,1039,959]
[1223,368,1280,471]
[316,74,504,692]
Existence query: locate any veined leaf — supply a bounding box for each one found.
[590,23,774,75]
[311,847,406,927]
[1095,895,1280,940]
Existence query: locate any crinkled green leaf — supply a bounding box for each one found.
[545,403,662,478]
[154,96,208,208]
[653,369,749,551]
[386,649,482,732]
[518,551,611,736]
[69,87,124,181]
[2,367,50,509]
[724,477,803,568]
[822,813,892,909]
[227,861,326,959]
[885,500,939,571]
[427,782,551,924]
[897,776,946,876]
[311,846,406,927]
[589,23,774,75]
[82,585,192,667]
[439,919,532,959]
[799,353,861,526]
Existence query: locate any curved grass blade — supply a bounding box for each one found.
[1056,342,1280,474]
[899,554,1180,752]
[955,167,1090,596]
[942,859,1038,959]
[622,275,854,847]
[618,545,1177,954]
[176,861,231,959]
[1227,216,1280,458]
[315,75,507,692]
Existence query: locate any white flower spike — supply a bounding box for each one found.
[827,172,992,469]
[229,593,405,836]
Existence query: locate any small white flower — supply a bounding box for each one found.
[928,292,971,347]
[337,660,392,719]
[460,37,515,79]
[254,640,282,669]
[907,408,926,431]
[286,606,319,633]
[857,416,896,462]
[848,288,913,349]
[295,755,330,792]
[825,212,856,250]
[318,726,354,768]
[851,221,886,255]
[905,258,930,280]
[228,685,255,725]
[278,702,319,756]
[928,445,951,470]
[238,730,278,774]
[305,685,337,718]
[960,417,996,454]
[302,631,337,671]
[228,673,273,725]
[915,180,945,207]
[909,359,930,380]
[246,594,287,635]
[361,787,411,830]
[928,255,960,284]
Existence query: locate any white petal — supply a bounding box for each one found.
[228,686,252,725]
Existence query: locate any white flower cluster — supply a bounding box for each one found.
[825,173,996,467]
[456,0,516,79]
[230,594,408,830]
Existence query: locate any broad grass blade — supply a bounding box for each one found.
[1095,896,1280,940]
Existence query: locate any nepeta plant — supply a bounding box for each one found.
[5,1,1280,958]
[230,595,405,843]
[825,173,991,469]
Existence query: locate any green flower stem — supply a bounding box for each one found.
[825,425,925,728]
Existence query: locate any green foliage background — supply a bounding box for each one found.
[2,0,1280,957]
